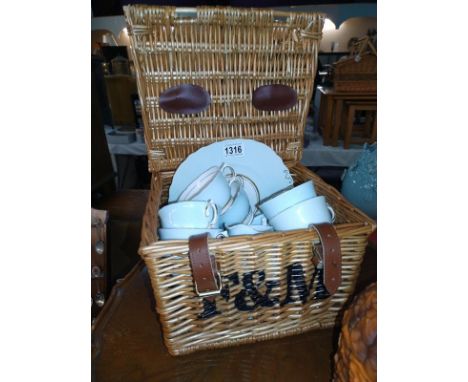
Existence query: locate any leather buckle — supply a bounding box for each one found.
[194,270,223,298]
[188,233,223,299]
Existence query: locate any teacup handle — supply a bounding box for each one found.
[240,174,261,216]
[242,207,255,225]
[221,164,237,185]
[221,176,243,215]
[327,205,336,223]
[205,200,219,227]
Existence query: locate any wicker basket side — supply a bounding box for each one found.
[141,229,371,355]
[139,165,374,355]
[140,175,160,248]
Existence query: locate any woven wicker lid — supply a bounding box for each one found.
[124,5,324,173]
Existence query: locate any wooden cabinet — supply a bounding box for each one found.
[104,75,138,127]
[317,86,376,148]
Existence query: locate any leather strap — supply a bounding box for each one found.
[188,233,221,301]
[310,223,342,295]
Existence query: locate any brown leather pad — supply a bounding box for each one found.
[252,84,298,111]
[159,84,211,114]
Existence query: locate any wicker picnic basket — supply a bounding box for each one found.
[125,5,376,356]
[333,37,377,92]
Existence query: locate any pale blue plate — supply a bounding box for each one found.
[169,139,294,206]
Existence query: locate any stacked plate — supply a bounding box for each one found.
[158,139,334,240]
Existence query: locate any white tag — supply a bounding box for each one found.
[223,143,245,157]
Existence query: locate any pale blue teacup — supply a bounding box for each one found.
[223,172,261,226]
[268,196,335,231]
[158,200,219,229]
[258,180,317,220]
[178,163,240,212]
[221,186,252,227]
[158,227,228,240]
[226,223,274,236]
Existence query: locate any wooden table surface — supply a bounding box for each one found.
[92,240,376,382]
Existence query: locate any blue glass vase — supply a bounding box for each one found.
[341,143,377,220]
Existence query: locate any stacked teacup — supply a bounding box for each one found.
[158,163,335,239]
[221,172,274,236]
[158,163,259,240]
[258,180,335,231]
[158,199,227,240]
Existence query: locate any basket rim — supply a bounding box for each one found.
[123,5,327,19]
[138,162,376,255]
[139,221,374,258]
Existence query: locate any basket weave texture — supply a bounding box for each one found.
[333,53,376,92]
[125,5,376,356]
[334,282,377,382]
[125,5,324,173]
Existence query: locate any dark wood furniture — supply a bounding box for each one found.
[92,190,149,287]
[317,86,376,147]
[342,102,377,149]
[92,56,116,198]
[104,74,138,128]
[92,244,376,382]
[92,55,151,288]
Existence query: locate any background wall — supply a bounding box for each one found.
[320,16,376,52]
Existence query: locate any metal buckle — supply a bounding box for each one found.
[194,271,223,298]
[312,244,323,263]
